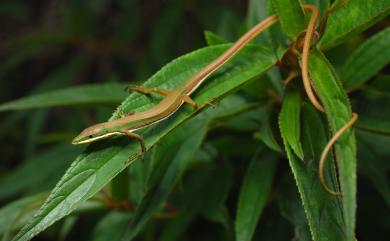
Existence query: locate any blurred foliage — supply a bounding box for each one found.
[0,0,389,241]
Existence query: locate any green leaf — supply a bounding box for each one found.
[12,44,278,241]
[254,107,281,152]
[110,167,130,201]
[279,92,304,160]
[272,0,305,39]
[0,194,48,239]
[204,31,228,46]
[235,150,277,241]
[278,174,311,241]
[319,0,390,49]
[148,0,184,64]
[128,160,147,205]
[369,74,390,92]
[341,27,390,89]
[201,162,233,228]
[281,102,345,241]
[247,0,284,50]
[90,212,133,241]
[0,145,83,200]
[23,110,48,158]
[352,88,390,134]
[0,83,127,111]
[356,130,390,205]
[309,50,357,241]
[247,0,269,29]
[125,95,253,240]
[58,216,77,241]
[158,169,213,241]
[123,117,208,240]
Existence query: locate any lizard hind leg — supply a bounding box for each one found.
[120,130,146,158]
[126,85,171,97]
[126,85,200,109]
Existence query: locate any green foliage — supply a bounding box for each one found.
[0,83,127,111]
[341,27,390,89]
[0,0,388,241]
[272,0,306,39]
[235,150,277,241]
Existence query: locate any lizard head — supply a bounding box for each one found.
[72,124,115,145]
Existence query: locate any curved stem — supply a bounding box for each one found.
[302,5,325,112]
[319,113,358,196]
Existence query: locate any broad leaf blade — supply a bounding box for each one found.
[247,0,284,50]
[254,107,281,152]
[352,89,390,134]
[125,95,253,240]
[309,49,357,241]
[12,44,278,241]
[157,169,213,241]
[235,150,277,241]
[0,194,48,238]
[279,92,304,160]
[204,31,228,46]
[0,145,83,200]
[281,102,345,241]
[341,27,390,89]
[123,118,208,240]
[278,174,311,241]
[272,0,305,39]
[356,130,390,205]
[90,212,133,241]
[319,0,390,49]
[0,83,127,111]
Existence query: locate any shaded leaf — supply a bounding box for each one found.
[279,92,304,160]
[149,0,184,64]
[341,27,390,89]
[58,216,77,241]
[235,150,277,241]
[272,0,305,39]
[0,145,83,200]
[0,83,127,111]
[204,31,228,46]
[122,117,208,240]
[158,169,212,241]
[90,212,133,241]
[352,88,390,134]
[281,102,345,241]
[309,50,357,241]
[0,194,48,238]
[278,174,311,241]
[125,95,253,240]
[356,130,390,205]
[201,162,233,228]
[319,0,390,49]
[247,0,285,50]
[254,107,281,153]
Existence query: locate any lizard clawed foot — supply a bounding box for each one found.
[125,85,150,94]
[195,99,217,110]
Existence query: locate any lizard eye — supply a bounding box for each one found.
[88,135,93,138]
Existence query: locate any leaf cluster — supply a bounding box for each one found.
[0,0,389,241]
